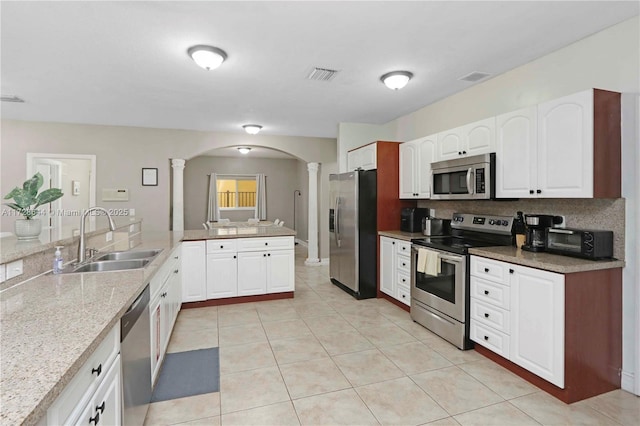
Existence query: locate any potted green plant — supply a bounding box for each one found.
[3,172,64,239]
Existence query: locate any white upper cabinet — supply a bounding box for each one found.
[347,143,377,171]
[462,117,496,157]
[537,90,593,198]
[496,90,595,198]
[437,117,495,162]
[399,135,436,199]
[496,107,538,198]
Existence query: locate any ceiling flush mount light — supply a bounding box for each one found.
[237,147,251,155]
[187,45,227,70]
[380,71,413,90]
[242,124,263,135]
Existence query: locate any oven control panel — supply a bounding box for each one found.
[452,213,513,235]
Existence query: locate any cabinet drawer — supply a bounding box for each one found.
[206,239,238,253]
[237,237,294,251]
[470,256,511,285]
[396,286,411,306]
[395,241,411,256]
[471,320,510,359]
[48,324,120,425]
[396,271,410,289]
[397,254,411,273]
[470,298,510,334]
[470,277,510,310]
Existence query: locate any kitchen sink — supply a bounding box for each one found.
[71,259,150,273]
[60,248,163,274]
[95,249,163,261]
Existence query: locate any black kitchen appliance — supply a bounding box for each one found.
[401,207,429,233]
[545,228,613,259]
[521,214,563,252]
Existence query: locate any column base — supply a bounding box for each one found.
[304,258,321,266]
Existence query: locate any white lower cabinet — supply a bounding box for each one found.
[181,241,206,302]
[74,357,121,426]
[47,324,120,425]
[203,236,295,299]
[379,236,411,306]
[150,246,182,385]
[470,255,564,388]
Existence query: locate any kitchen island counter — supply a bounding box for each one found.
[469,246,625,274]
[183,223,296,240]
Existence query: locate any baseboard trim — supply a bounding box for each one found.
[295,238,308,247]
[319,258,329,265]
[621,371,636,394]
[304,258,321,266]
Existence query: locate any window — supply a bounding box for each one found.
[217,177,257,209]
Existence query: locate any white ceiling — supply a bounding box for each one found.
[1,1,638,140]
[202,146,294,159]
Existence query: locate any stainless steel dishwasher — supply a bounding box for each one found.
[121,284,151,426]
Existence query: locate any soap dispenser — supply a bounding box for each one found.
[53,246,64,274]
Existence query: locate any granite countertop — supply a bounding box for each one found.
[469,246,625,274]
[378,230,425,242]
[183,222,296,240]
[0,231,183,426]
[0,217,142,264]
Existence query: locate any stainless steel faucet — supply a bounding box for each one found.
[77,207,116,264]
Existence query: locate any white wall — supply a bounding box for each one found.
[1,121,336,234]
[379,16,640,394]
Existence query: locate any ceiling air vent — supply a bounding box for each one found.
[1,95,25,103]
[306,67,339,82]
[458,72,491,82]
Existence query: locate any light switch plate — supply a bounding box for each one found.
[0,264,6,283]
[105,231,113,242]
[6,260,23,280]
[129,208,135,216]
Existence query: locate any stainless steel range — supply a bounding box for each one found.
[410,213,513,350]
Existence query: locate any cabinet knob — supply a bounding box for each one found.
[174,256,179,260]
[91,364,102,377]
[509,269,514,274]
[484,290,489,295]
[529,190,534,194]
[402,294,406,298]
[402,262,406,267]
[174,269,179,273]
[484,313,489,318]
[265,242,268,246]
[96,401,105,414]
[484,267,489,272]
[233,255,236,259]
[268,253,271,256]
[263,254,266,257]
[89,413,100,425]
[463,151,467,154]
[536,189,542,194]
[402,278,406,283]
[392,242,395,245]
[484,335,489,341]
[458,151,462,155]
[220,245,224,249]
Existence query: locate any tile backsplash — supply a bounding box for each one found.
[418,198,625,260]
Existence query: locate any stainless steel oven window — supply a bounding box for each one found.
[411,247,467,322]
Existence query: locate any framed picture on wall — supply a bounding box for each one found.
[142,168,158,186]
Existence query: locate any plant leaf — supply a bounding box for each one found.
[35,188,63,208]
[3,187,21,200]
[23,173,43,197]
[3,202,24,212]
[10,190,35,210]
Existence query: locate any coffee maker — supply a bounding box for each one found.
[522,214,563,252]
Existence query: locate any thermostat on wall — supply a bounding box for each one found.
[102,188,129,202]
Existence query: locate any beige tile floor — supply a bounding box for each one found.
[145,246,639,425]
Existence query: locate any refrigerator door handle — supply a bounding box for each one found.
[335,197,341,247]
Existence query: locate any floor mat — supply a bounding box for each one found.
[151,347,220,402]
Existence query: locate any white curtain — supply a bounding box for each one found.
[207,173,219,222]
[255,173,267,220]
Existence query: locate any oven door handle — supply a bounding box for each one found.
[439,254,464,263]
[334,197,341,248]
[466,168,474,195]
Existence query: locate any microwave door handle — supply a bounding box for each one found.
[466,168,474,195]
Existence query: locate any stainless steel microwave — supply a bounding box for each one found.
[430,153,496,200]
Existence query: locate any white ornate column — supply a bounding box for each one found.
[171,159,186,232]
[305,162,320,265]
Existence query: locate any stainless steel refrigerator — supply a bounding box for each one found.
[329,170,377,299]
